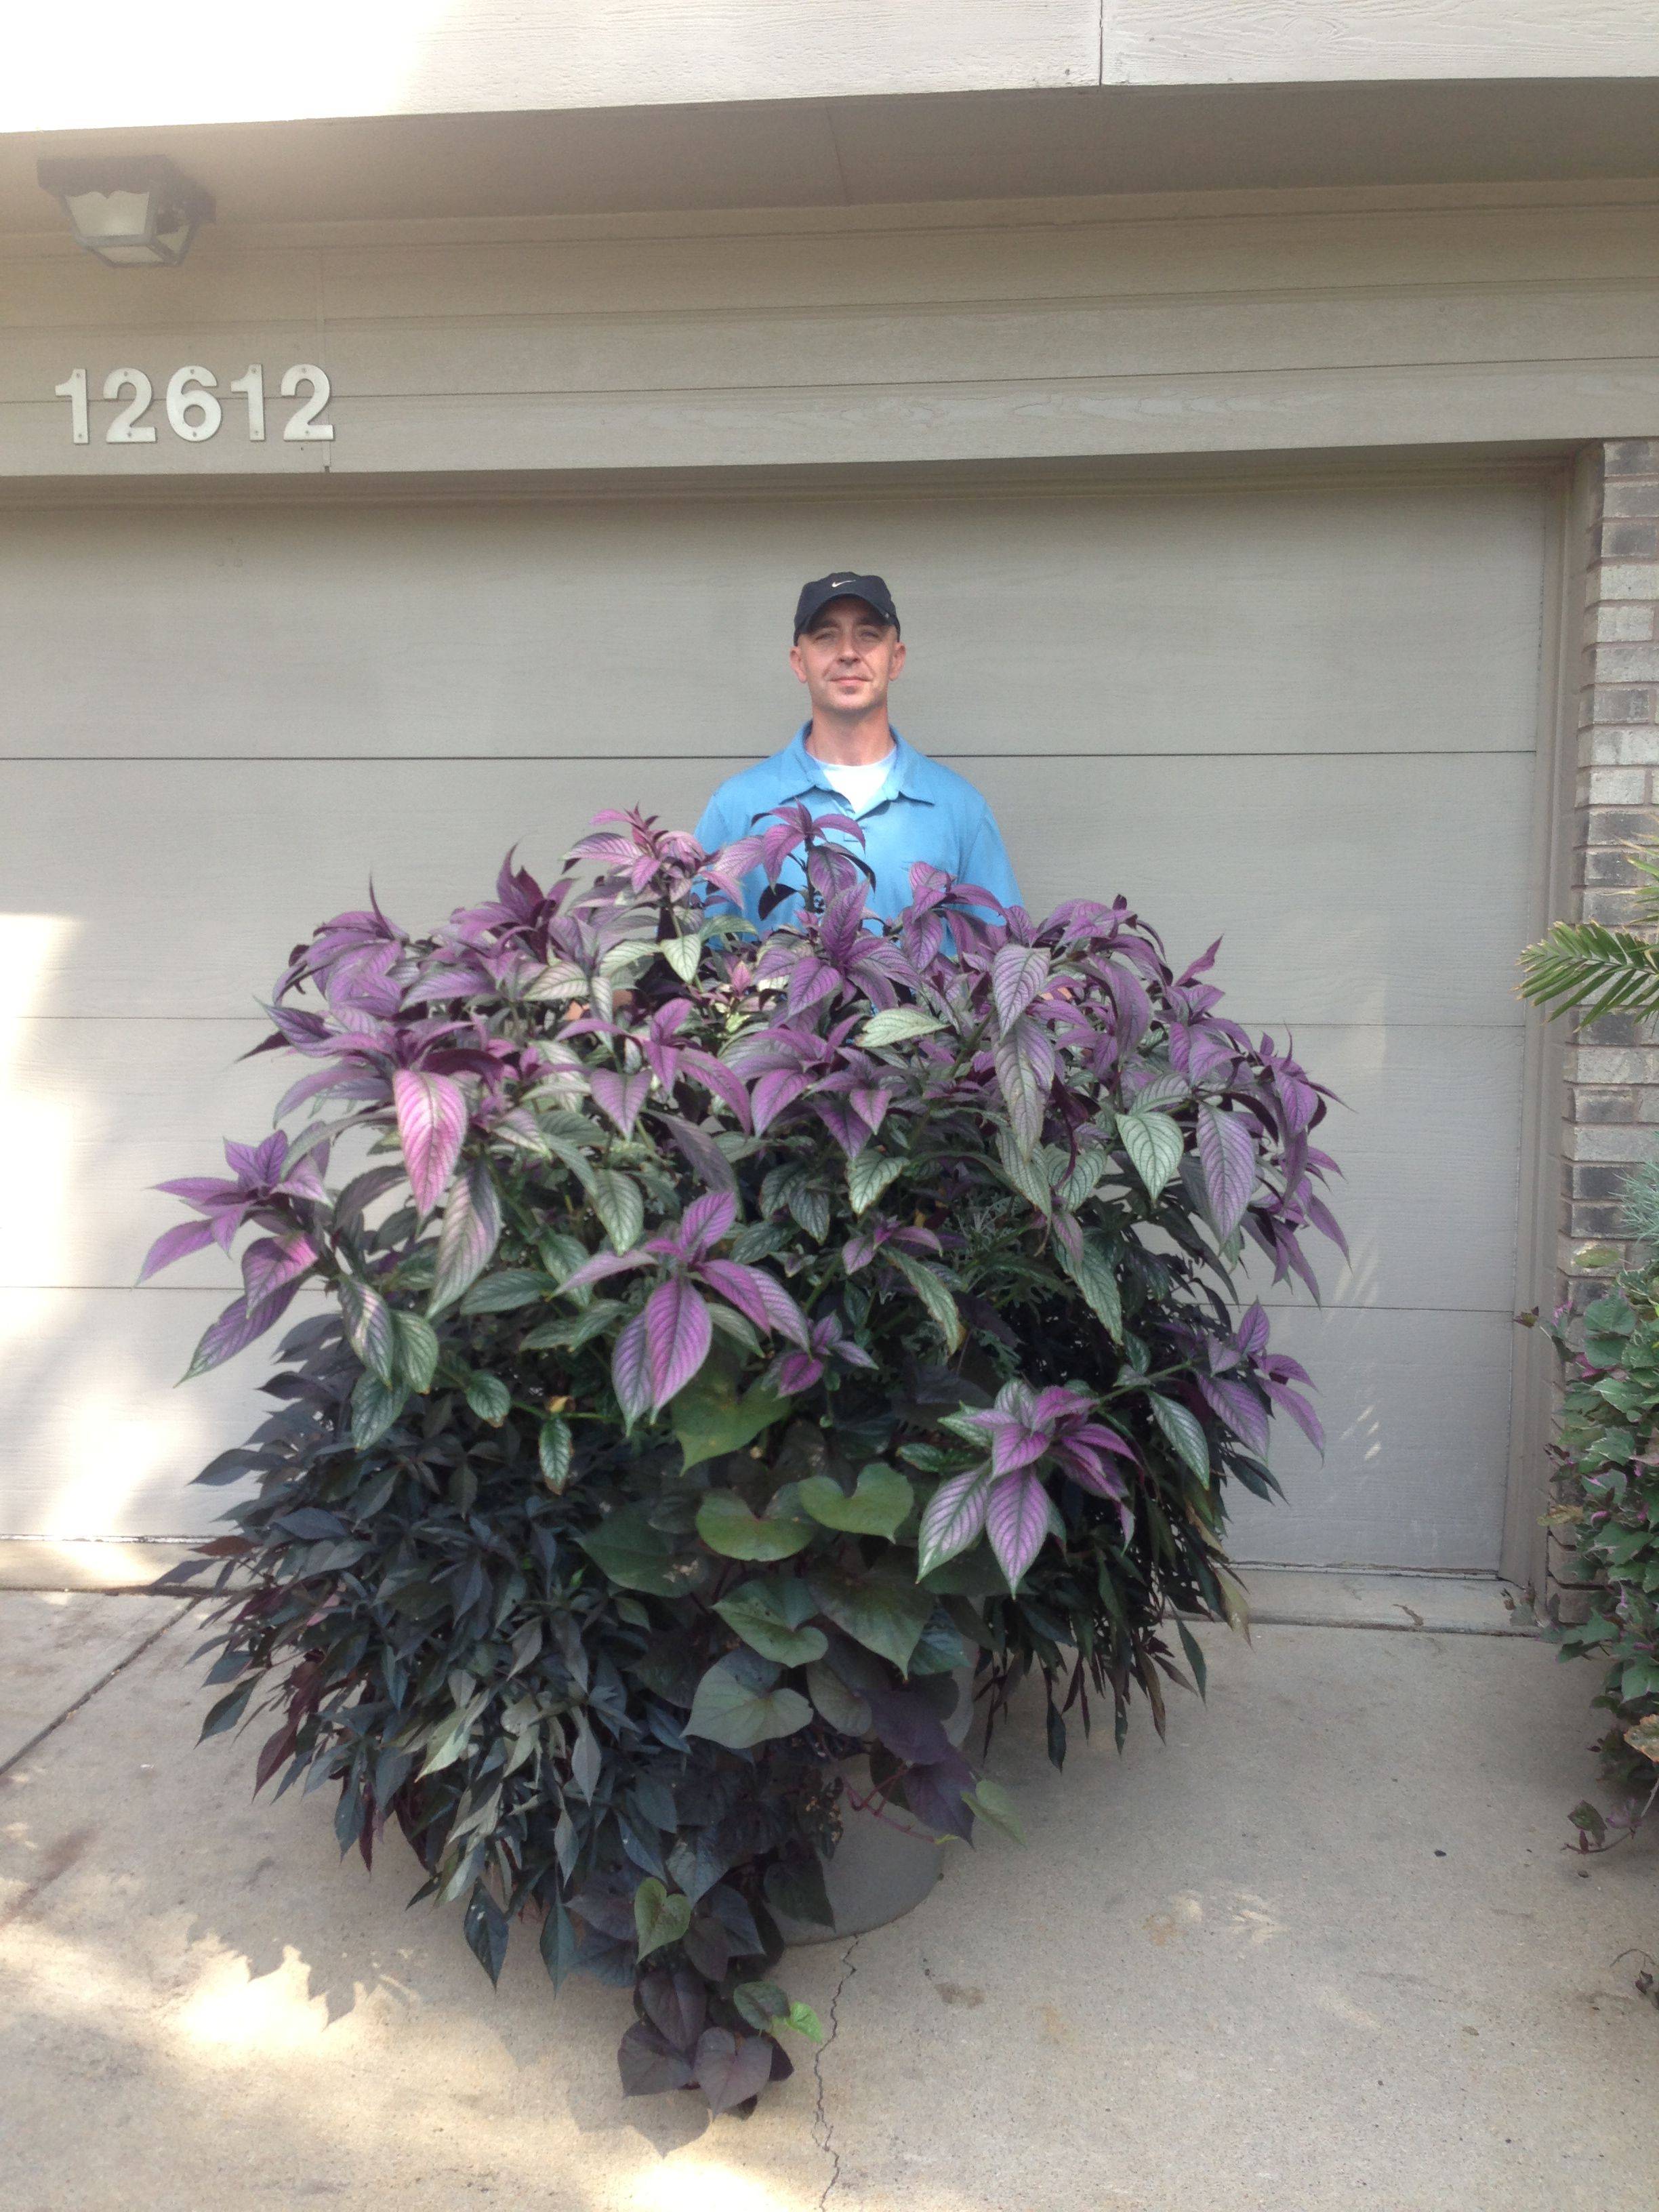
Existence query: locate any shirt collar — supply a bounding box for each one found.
[773,724,935,808]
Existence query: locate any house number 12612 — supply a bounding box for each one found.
[53,365,333,445]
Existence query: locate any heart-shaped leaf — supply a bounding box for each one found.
[694,2026,775,2115]
[633,1877,693,1961]
[805,1659,872,1736]
[697,1490,814,1561]
[714,1578,828,1666]
[579,1504,699,1595]
[798,1463,914,1538]
[684,1654,813,1749]
[672,1357,791,1471]
[808,1561,933,1673]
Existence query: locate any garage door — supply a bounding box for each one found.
[0,470,1550,1567]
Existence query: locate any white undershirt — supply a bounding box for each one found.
[813,749,895,816]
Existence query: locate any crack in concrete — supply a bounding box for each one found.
[812,1932,859,2210]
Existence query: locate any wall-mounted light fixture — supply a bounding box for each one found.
[37,157,213,268]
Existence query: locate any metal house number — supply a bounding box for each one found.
[53,365,334,446]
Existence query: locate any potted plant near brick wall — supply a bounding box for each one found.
[152,806,1339,2116]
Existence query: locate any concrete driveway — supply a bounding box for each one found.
[1,1584,1653,2212]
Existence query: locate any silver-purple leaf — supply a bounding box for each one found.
[643,1277,713,1409]
[428,1160,502,1315]
[393,1067,468,1216]
[916,1463,995,1579]
[1195,1103,1256,1241]
[985,1467,1052,1589]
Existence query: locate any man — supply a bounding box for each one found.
[695,571,1022,926]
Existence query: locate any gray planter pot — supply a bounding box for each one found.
[777,1662,977,1947]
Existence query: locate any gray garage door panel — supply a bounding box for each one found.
[0,474,1547,1563]
[1225,1305,1519,1572]
[0,483,1547,762]
[5,750,1534,1027]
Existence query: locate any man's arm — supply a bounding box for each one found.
[962,800,1023,914]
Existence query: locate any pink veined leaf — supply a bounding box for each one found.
[1262,1377,1324,1452]
[152,1174,242,1212]
[916,1464,996,1580]
[773,1351,825,1395]
[750,1069,811,1134]
[180,1280,302,1382]
[274,1062,388,1123]
[984,1469,1052,1589]
[241,1232,319,1304]
[848,1086,891,1134]
[1195,1103,1256,1241]
[697,1261,811,1348]
[993,1022,1047,1153]
[138,1216,218,1283]
[428,1160,502,1313]
[678,1050,754,1129]
[814,1095,871,1159]
[1235,1301,1271,1361]
[612,1311,652,1422]
[980,1414,1048,1479]
[1305,1195,1349,1258]
[678,1191,737,1257]
[642,1277,713,1410]
[1195,1374,1271,1458]
[1051,1441,1129,1499]
[588,1067,653,1141]
[560,1248,651,1296]
[393,1067,469,1216]
[991,942,1051,1031]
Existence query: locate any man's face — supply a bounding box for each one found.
[789,596,905,718]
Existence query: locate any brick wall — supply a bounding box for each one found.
[1561,437,1659,1286]
[1549,438,1659,1607]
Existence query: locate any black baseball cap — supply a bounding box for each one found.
[792,571,900,638]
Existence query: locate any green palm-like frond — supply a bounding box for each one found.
[1519,919,1659,1024]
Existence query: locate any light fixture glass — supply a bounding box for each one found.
[37,158,213,268]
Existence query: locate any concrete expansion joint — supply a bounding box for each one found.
[812,1931,859,2209]
[0,1601,190,1782]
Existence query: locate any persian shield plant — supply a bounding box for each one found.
[152,805,1340,2116]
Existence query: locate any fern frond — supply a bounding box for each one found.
[1518,920,1659,1025]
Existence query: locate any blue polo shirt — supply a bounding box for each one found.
[695,726,1022,927]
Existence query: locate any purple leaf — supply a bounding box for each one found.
[428,1160,501,1314]
[392,1068,468,1217]
[750,1069,811,1134]
[560,1247,651,1296]
[1235,1301,1271,1361]
[991,943,1050,1030]
[1196,1373,1271,1457]
[241,1233,318,1304]
[588,1066,653,1140]
[1263,1377,1324,1452]
[643,1277,713,1410]
[694,2027,774,2116]
[985,1469,1052,1589]
[697,1261,811,1348]
[138,1216,218,1283]
[678,1191,737,1258]
[618,2022,694,2097]
[916,1463,994,1579]
[180,1281,301,1382]
[611,1311,652,1422]
[640,1966,708,2054]
[1195,1104,1256,1240]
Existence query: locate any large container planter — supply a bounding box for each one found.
[775,1664,978,1944]
[157,808,1338,2119]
